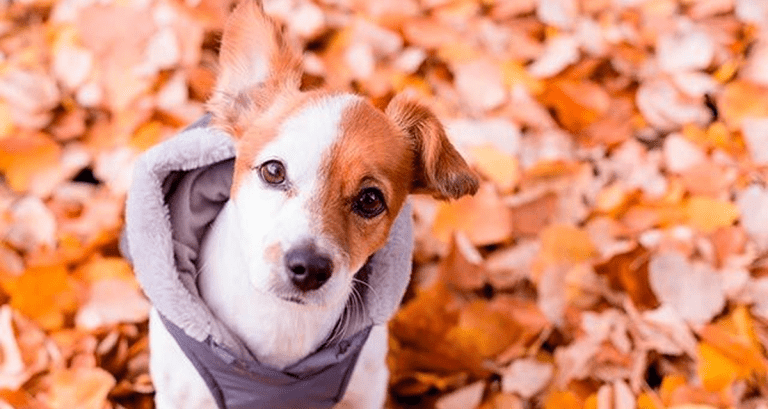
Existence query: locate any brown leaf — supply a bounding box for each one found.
[595,247,659,310]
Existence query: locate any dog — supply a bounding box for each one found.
[147,1,479,407]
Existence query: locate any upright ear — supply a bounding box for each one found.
[207,0,302,135]
[385,94,480,200]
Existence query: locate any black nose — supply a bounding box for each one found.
[284,246,333,292]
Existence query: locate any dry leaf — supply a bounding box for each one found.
[75,279,150,330]
[432,183,514,245]
[539,79,610,132]
[648,251,725,325]
[685,196,739,233]
[45,367,116,409]
[656,23,714,73]
[636,79,711,132]
[469,145,521,192]
[3,264,79,330]
[737,185,768,251]
[435,381,485,409]
[501,358,553,398]
[718,80,768,129]
[539,224,597,264]
[741,117,768,165]
[0,306,26,390]
[663,134,706,173]
[528,35,580,78]
[453,59,507,113]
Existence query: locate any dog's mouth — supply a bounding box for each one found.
[279,295,305,305]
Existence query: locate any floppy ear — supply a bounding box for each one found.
[385,94,480,200]
[207,0,302,135]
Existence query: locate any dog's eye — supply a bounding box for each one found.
[259,160,286,185]
[353,188,386,218]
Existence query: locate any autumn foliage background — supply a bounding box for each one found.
[1,0,768,407]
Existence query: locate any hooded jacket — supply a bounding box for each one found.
[123,116,414,408]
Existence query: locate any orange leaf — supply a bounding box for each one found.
[543,390,582,409]
[539,79,610,132]
[718,80,768,129]
[697,342,745,391]
[74,256,135,284]
[432,183,513,246]
[469,145,520,192]
[0,132,61,193]
[539,224,597,264]
[685,196,739,233]
[46,367,116,409]
[0,101,14,139]
[698,306,768,377]
[4,265,79,330]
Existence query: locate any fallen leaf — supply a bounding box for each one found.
[648,251,725,325]
[595,247,659,310]
[736,185,768,251]
[539,79,610,132]
[636,79,711,132]
[0,133,62,193]
[3,264,79,330]
[718,80,768,129]
[528,35,580,78]
[469,145,521,192]
[435,381,485,409]
[0,305,26,390]
[75,279,150,330]
[432,183,514,245]
[439,232,486,290]
[697,342,745,391]
[741,117,768,165]
[537,0,577,29]
[656,24,714,73]
[685,196,739,233]
[663,133,706,173]
[45,367,116,409]
[501,358,553,398]
[453,59,507,113]
[539,224,597,264]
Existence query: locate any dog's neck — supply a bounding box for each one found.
[197,202,349,370]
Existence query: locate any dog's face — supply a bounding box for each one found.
[208,1,478,308]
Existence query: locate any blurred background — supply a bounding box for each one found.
[1,0,768,408]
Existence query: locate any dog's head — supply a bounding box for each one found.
[207,0,479,308]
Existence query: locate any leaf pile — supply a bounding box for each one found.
[1,0,768,408]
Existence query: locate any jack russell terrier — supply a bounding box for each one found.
[124,1,478,407]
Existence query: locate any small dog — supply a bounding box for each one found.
[148,1,478,407]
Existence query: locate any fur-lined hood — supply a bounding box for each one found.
[122,116,413,407]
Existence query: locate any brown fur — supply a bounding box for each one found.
[208,0,479,264]
[385,94,480,200]
[316,100,415,270]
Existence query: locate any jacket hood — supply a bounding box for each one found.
[123,115,414,359]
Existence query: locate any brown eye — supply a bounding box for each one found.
[353,188,386,219]
[259,160,286,185]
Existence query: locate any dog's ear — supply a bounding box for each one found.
[208,0,302,136]
[385,94,480,200]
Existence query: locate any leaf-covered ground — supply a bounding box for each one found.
[2,0,768,408]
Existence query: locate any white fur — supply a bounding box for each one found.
[151,94,388,408]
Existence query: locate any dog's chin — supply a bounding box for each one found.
[267,278,351,310]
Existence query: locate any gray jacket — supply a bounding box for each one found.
[123,116,414,408]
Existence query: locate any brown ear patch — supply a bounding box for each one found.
[385,95,480,200]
